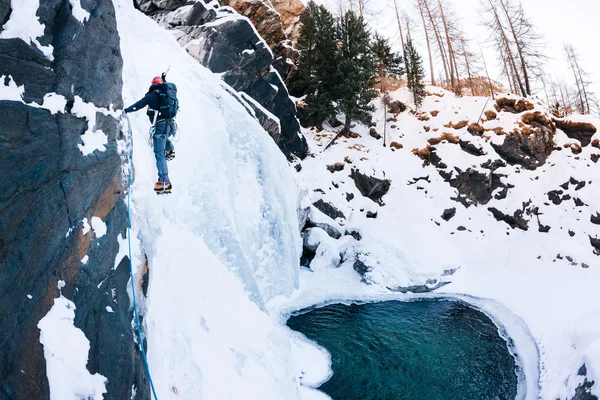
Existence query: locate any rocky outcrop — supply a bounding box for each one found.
[219,0,285,48]
[491,112,555,170]
[554,119,597,147]
[350,168,391,205]
[270,0,304,40]
[219,0,304,80]
[0,1,147,398]
[135,0,308,158]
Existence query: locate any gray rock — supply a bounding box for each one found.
[350,168,390,204]
[0,0,145,397]
[313,199,345,220]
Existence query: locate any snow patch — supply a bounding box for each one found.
[0,0,54,59]
[69,0,90,23]
[81,218,91,235]
[81,255,89,265]
[90,216,107,238]
[0,75,25,101]
[38,296,107,399]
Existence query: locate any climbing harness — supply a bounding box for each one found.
[148,110,159,146]
[124,114,160,400]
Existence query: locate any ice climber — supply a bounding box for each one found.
[124,74,179,194]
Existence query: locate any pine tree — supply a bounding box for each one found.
[372,33,404,80]
[405,40,426,109]
[335,11,378,132]
[295,1,338,123]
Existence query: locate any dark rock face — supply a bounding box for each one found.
[571,365,598,400]
[441,208,456,221]
[554,119,597,147]
[0,1,147,398]
[313,199,345,220]
[490,130,554,170]
[488,207,529,231]
[439,167,510,206]
[135,0,308,158]
[591,213,600,225]
[350,168,390,204]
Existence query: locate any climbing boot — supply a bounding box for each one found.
[163,181,172,194]
[165,149,175,161]
[154,181,165,194]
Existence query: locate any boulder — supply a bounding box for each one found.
[491,120,555,170]
[0,1,147,398]
[313,199,346,220]
[350,168,391,204]
[303,207,343,239]
[441,208,456,221]
[554,119,597,147]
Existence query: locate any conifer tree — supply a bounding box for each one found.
[405,40,426,109]
[335,11,378,132]
[295,1,338,123]
[372,33,404,80]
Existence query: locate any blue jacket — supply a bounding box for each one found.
[124,84,165,123]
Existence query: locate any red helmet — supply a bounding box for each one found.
[151,76,163,85]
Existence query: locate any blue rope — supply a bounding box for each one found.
[125,115,160,400]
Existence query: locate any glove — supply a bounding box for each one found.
[161,72,167,82]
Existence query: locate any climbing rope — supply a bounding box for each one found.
[125,115,160,400]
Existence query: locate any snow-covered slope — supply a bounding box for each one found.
[115,1,304,398]
[288,86,600,399]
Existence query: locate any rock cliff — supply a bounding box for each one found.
[0,1,147,398]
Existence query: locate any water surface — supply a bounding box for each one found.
[287,300,518,400]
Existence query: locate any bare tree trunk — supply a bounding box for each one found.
[479,41,495,99]
[417,0,436,85]
[423,0,450,85]
[392,0,406,55]
[568,46,591,114]
[498,0,531,96]
[438,0,456,90]
[491,2,526,96]
[461,39,473,95]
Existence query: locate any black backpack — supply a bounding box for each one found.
[156,82,178,119]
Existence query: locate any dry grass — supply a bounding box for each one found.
[515,99,535,112]
[418,114,431,122]
[430,110,440,117]
[592,138,600,149]
[427,91,445,97]
[387,100,407,114]
[485,127,506,135]
[424,126,431,132]
[412,145,432,159]
[467,123,485,136]
[484,110,497,120]
[369,127,381,139]
[428,132,460,145]
[348,131,360,138]
[554,119,597,134]
[348,144,365,151]
[521,112,553,131]
[444,120,469,130]
[495,97,535,113]
[344,155,352,164]
[390,141,403,149]
[564,143,583,154]
[327,162,345,173]
[432,128,439,132]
